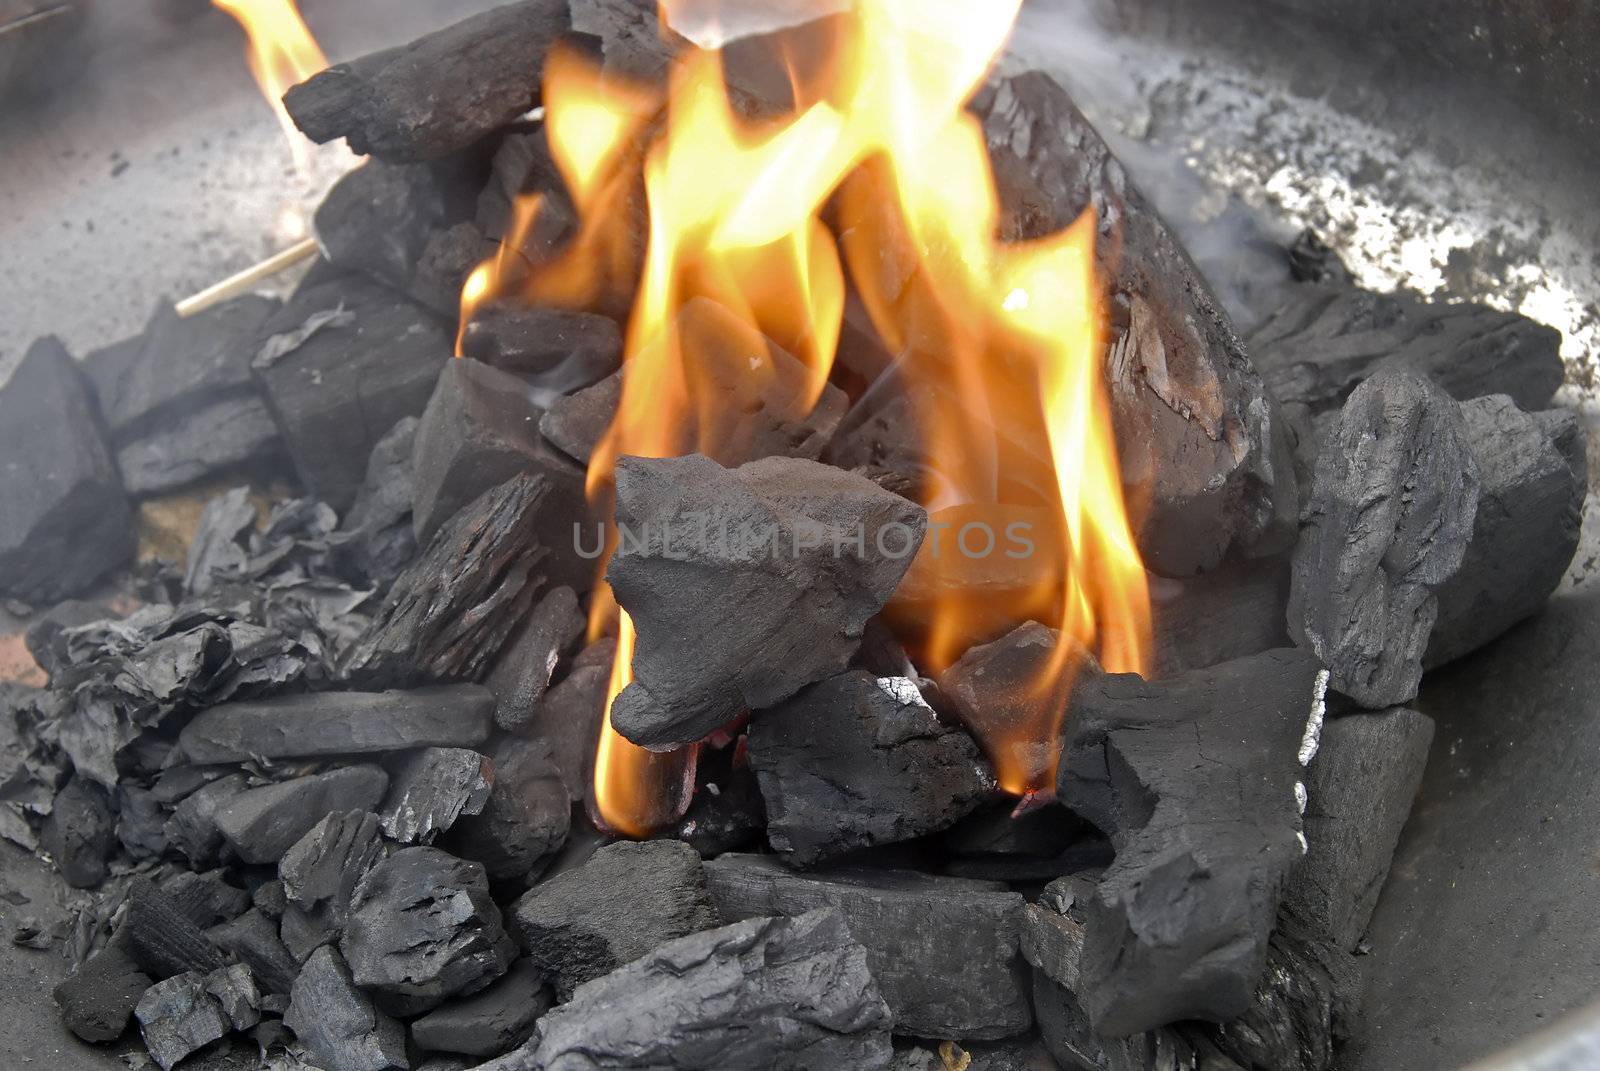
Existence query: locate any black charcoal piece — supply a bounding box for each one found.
[284,0,569,162]
[440,737,570,882]
[178,685,494,763]
[135,971,232,1071]
[407,960,551,1058]
[280,810,387,926]
[460,303,622,390]
[1149,552,1294,678]
[41,775,115,888]
[1032,967,1237,1071]
[608,453,927,750]
[204,962,262,1031]
[520,637,613,801]
[160,869,251,927]
[286,945,409,1071]
[509,839,718,999]
[123,882,228,979]
[1057,649,1327,1036]
[253,880,288,919]
[537,370,618,465]
[0,337,134,601]
[1428,398,1587,667]
[380,747,493,844]
[705,853,1030,1040]
[251,275,451,510]
[118,785,169,861]
[344,475,553,688]
[53,943,154,1043]
[491,910,893,1071]
[748,670,994,866]
[215,766,390,865]
[164,772,249,866]
[338,416,420,586]
[341,846,517,1015]
[207,910,299,996]
[676,744,767,859]
[483,586,585,731]
[1289,371,1480,708]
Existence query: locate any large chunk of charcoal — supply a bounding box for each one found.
[461,303,622,391]
[1150,553,1294,678]
[1428,398,1587,667]
[1032,967,1237,1071]
[164,772,250,866]
[204,962,262,1031]
[124,882,228,979]
[509,839,717,999]
[215,765,389,865]
[53,943,154,1043]
[483,586,584,731]
[705,853,1030,1040]
[340,847,516,1015]
[41,775,115,888]
[284,1,569,162]
[178,685,494,763]
[344,475,553,687]
[1058,649,1327,1035]
[0,337,134,601]
[280,810,386,925]
[160,869,251,927]
[207,910,299,996]
[608,453,927,750]
[522,638,613,800]
[380,747,493,844]
[1290,371,1480,708]
[440,737,570,882]
[337,416,420,586]
[285,945,408,1071]
[409,358,589,588]
[748,670,994,866]
[408,960,551,1058]
[135,971,233,1071]
[251,275,450,510]
[488,910,893,1071]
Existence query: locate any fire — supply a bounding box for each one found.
[468,0,1152,831]
[211,0,328,175]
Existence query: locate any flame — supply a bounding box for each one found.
[211,0,328,175]
[465,0,1153,830]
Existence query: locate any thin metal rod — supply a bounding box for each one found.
[175,237,320,318]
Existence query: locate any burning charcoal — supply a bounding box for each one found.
[117,785,169,861]
[414,221,496,318]
[705,854,1030,1039]
[204,963,262,1032]
[215,765,390,865]
[164,772,249,866]
[676,741,767,858]
[608,454,927,750]
[1150,553,1294,678]
[1427,398,1587,667]
[484,586,585,731]
[344,475,554,688]
[123,882,228,979]
[1249,285,1566,419]
[86,296,283,495]
[944,799,1097,866]
[134,971,233,1070]
[407,960,551,1058]
[338,416,420,586]
[380,748,493,844]
[1289,371,1481,708]
[340,846,517,1015]
[440,737,571,882]
[748,670,994,866]
[285,945,408,1071]
[178,685,494,763]
[280,810,386,927]
[41,775,115,888]
[160,870,251,927]
[0,337,134,602]
[522,638,613,800]
[284,0,569,162]
[251,275,451,510]
[207,910,299,996]
[53,943,154,1043]
[1057,649,1327,1036]
[461,303,623,391]
[410,359,590,591]
[488,910,893,1071]
[509,839,718,1000]
[538,370,618,465]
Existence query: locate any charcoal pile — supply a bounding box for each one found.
[0,2,1589,1070]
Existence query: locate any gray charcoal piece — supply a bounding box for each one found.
[123,882,228,980]
[1032,967,1241,1071]
[204,962,262,1031]
[159,869,251,927]
[178,685,495,763]
[538,370,619,465]
[1058,648,1327,1036]
[521,637,613,801]
[380,747,493,844]
[407,960,552,1057]
[608,453,927,750]
[41,775,115,888]
[460,303,622,390]
[135,971,233,1071]
[52,943,154,1043]
[748,670,995,866]
[117,785,169,861]
[207,909,300,996]
[484,909,894,1071]
[286,945,409,1071]
[284,0,570,162]
[484,586,585,731]
[1289,371,1481,708]
[338,416,421,586]
[280,810,387,919]
[705,853,1031,1040]
[509,839,718,1000]
[0,337,135,602]
[1149,552,1294,679]
[341,846,517,1015]
[163,773,250,866]
[440,737,570,882]
[215,766,390,865]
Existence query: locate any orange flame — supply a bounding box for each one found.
[465,0,1153,831]
[211,0,328,174]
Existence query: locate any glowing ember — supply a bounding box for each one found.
[211,0,328,173]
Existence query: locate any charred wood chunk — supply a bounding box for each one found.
[439,737,570,882]
[494,910,893,1071]
[484,586,585,731]
[207,910,299,996]
[607,453,927,750]
[340,847,517,1016]
[520,637,613,801]
[704,853,1030,1040]
[460,302,623,391]
[123,882,228,980]
[134,971,233,1071]
[163,772,250,866]
[1058,649,1327,1036]
[159,869,251,928]
[117,785,169,861]
[214,766,390,866]
[251,275,451,511]
[1428,398,1587,668]
[337,416,420,587]
[1032,967,1241,1071]
[178,685,494,764]
[346,475,554,688]
[675,739,767,859]
[1149,552,1293,679]
[285,945,408,1071]
[407,960,551,1058]
[538,368,618,466]
[1290,371,1481,708]
[509,839,717,1000]
[41,775,115,888]
[748,670,994,866]
[0,337,135,602]
[380,747,493,844]
[282,0,570,163]
[53,943,154,1043]
[204,962,262,1032]
[280,810,387,934]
